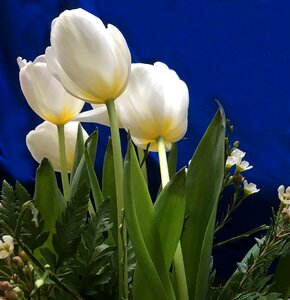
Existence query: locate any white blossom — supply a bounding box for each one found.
[0,235,14,259]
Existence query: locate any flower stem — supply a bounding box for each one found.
[157,137,170,188]
[57,124,70,200]
[105,99,128,300]
[157,136,188,300]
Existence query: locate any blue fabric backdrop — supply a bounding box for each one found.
[1,0,290,279]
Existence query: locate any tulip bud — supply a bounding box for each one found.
[117,62,189,151]
[17,56,84,125]
[26,121,88,172]
[45,8,131,104]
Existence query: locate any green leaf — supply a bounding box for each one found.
[102,138,117,243]
[154,168,186,268]
[124,141,175,300]
[0,181,18,232]
[20,206,49,252]
[181,107,225,300]
[34,159,66,235]
[168,142,178,178]
[84,147,103,209]
[70,123,85,182]
[52,182,89,263]
[69,130,98,202]
[15,181,31,207]
[270,255,290,298]
[133,169,186,300]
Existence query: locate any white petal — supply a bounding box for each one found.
[26,121,88,172]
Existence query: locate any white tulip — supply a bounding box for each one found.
[45,8,131,104]
[26,121,88,172]
[117,62,189,151]
[0,235,14,259]
[17,56,84,125]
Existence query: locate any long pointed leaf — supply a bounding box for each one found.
[69,130,98,200]
[181,107,225,300]
[133,169,186,300]
[102,138,117,243]
[70,123,85,182]
[124,141,175,300]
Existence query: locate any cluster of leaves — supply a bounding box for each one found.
[211,205,290,300]
[0,127,123,299]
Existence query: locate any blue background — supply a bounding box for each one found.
[1,0,290,279]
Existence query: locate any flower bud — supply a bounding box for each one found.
[12,256,23,266]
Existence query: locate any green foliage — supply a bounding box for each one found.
[52,182,90,264]
[70,129,98,203]
[124,140,175,300]
[102,138,117,244]
[62,199,115,298]
[218,209,290,300]
[181,106,226,300]
[34,158,66,237]
[20,204,49,252]
[0,180,19,232]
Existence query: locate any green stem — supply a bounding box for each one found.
[157,136,188,300]
[105,99,128,300]
[57,124,70,200]
[137,147,148,184]
[157,137,170,188]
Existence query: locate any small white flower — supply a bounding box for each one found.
[243,180,260,195]
[236,160,253,172]
[0,235,14,259]
[278,185,290,205]
[225,148,246,168]
[231,148,246,159]
[225,155,240,168]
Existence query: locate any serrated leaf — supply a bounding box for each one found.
[181,106,225,300]
[53,183,89,263]
[15,181,31,207]
[124,140,175,300]
[0,181,18,232]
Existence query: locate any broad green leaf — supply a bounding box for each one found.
[155,168,186,268]
[34,159,65,235]
[70,123,85,181]
[70,130,98,201]
[133,169,186,300]
[124,141,175,300]
[102,138,117,243]
[181,107,225,300]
